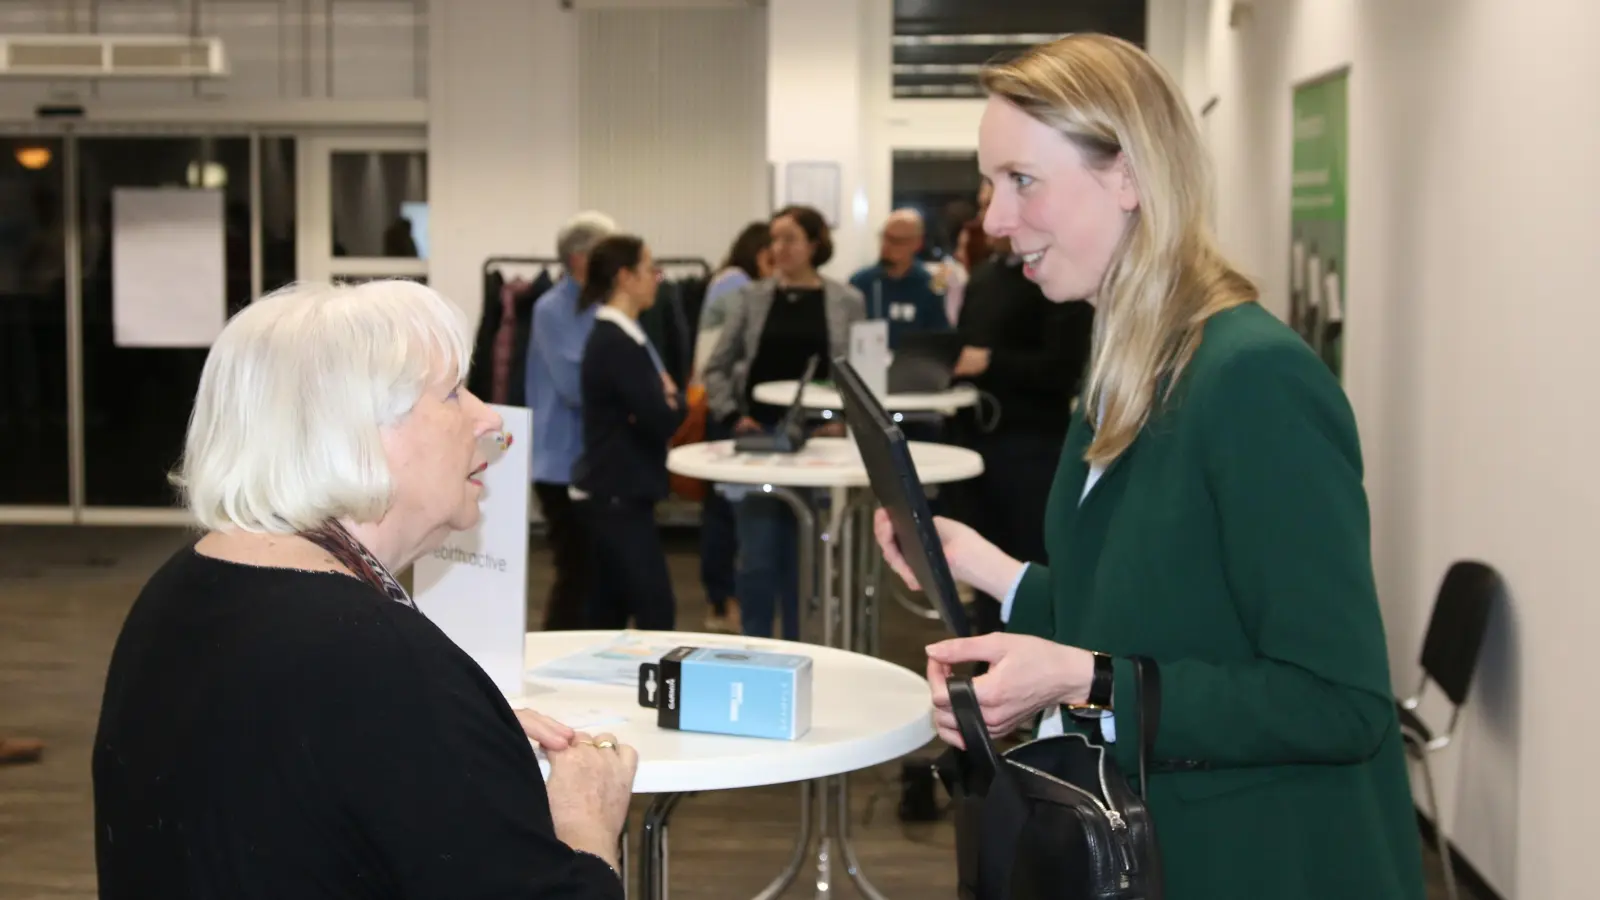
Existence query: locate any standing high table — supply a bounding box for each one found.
[750,380,983,630]
[515,630,935,900]
[664,437,982,900]
[667,437,982,653]
[751,380,979,416]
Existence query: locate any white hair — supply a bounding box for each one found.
[556,210,617,266]
[173,279,472,534]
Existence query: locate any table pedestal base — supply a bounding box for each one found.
[634,776,889,900]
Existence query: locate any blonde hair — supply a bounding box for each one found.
[172,279,472,534]
[981,34,1257,465]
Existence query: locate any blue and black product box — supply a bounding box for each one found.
[637,646,813,740]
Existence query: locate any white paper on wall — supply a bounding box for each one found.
[111,187,226,348]
[413,404,533,698]
[784,161,842,227]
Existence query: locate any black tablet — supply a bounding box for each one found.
[832,357,971,638]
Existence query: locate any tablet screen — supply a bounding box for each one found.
[833,358,971,638]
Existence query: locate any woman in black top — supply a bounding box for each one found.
[700,206,866,639]
[93,279,636,900]
[575,235,686,630]
[948,238,1094,633]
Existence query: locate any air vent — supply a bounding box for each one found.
[0,35,227,78]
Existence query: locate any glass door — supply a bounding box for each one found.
[0,135,70,522]
[296,134,428,284]
[75,133,254,521]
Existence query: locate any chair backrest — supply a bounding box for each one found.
[1420,560,1501,707]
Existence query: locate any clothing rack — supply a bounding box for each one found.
[483,255,562,276]
[647,258,712,384]
[653,256,711,277]
[470,256,564,409]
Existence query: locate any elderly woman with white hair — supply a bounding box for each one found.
[92,279,635,899]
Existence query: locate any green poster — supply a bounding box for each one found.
[1289,69,1348,378]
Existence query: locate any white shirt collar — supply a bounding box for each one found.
[594,304,647,346]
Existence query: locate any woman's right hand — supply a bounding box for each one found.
[733,415,763,435]
[873,509,1022,599]
[544,732,638,870]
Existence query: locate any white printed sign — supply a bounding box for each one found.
[848,319,890,401]
[112,187,226,348]
[413,404,532,697]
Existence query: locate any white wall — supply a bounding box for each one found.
[1195,1,1600,896]
[885,98,984,151]
[766,0,892,279]
[428,0,578,327]
[577,7,768,270]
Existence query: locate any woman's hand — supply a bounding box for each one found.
[952,346,992,377]
[514,708,575,751]
[545,732,639,871]
[661,372,681,409]
[924,634,1096,748]
[873,508,1023,598]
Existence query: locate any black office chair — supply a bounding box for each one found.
[1397,560,1500,900]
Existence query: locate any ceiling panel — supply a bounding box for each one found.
[893,0,1146,98]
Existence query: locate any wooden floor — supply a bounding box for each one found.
[0,524,1471,899]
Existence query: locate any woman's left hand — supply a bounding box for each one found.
[952,346,992,377]
[514,707,576,751]
[924,633,1096,747]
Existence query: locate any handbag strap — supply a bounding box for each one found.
[946,676,1003,795]
[1133,656,1161,800]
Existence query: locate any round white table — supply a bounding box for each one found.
[666,435,983,491]
[514,629,936,900]
[663,439,978,900]
[753,379,979,413]
[515,629,934,794]
[667,437,983,653]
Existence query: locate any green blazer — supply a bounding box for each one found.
[1007,303,1426,900]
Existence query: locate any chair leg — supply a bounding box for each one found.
[1415,752,1458,900]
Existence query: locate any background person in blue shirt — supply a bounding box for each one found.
[525,210,616,631]
[848,208,950,349]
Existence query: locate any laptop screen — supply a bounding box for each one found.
[778,355,820,430]
[832,357,970,637]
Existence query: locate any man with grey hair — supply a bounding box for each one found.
[525,210,616,630]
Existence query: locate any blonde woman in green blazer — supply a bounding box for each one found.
[875,35,1427,900]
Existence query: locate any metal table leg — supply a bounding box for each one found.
[829,491,892,900]
[752,780,816,900]
[764,485,818,645]
[763,486,897,900]
[836,770,890,900]
[639,792,685,900]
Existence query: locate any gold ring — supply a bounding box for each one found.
[595,740,616,750]
[574,740,595,747]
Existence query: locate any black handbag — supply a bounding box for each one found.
[936,658,1165,900]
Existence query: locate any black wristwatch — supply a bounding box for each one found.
[1069,651,1115,711]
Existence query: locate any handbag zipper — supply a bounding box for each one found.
[1006,736,1136,874]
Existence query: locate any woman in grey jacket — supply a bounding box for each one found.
[701,205,865,639]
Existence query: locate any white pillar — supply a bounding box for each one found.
[766,0,893,280]
[428,0,581,328]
